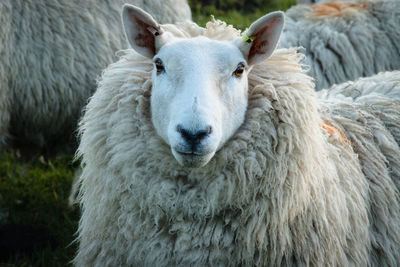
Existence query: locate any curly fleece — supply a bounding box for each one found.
[280,0,400,90]
[75,20,400,266]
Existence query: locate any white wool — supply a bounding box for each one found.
[0,0,191,154]
[296,0,393,10]
[127,0,191,23]
[319,71,400,101]
[75,20,400,266]
[319,71,400,191]
[280,0,400,90]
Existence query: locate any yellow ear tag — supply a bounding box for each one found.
[242,33,255,43]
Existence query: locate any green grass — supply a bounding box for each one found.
[0,152,79,266]
[0,1,296,265]
[191,0,295,29]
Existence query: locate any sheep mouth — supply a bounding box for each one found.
[176,151,205,156]
[174,145,213,157]
[172,149,215,168]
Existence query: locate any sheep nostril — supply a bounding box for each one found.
[197,126,212,139]
[176,125,212,145]
[205,126,212,135]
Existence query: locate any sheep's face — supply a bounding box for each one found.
[151,37,249,167]
[122,5,284,167]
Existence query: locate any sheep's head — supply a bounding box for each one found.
[122,5,284,167]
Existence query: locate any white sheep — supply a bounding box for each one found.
[296,0,383,7]
[318,71,400,191]
[0,0,191,155]
[74,6,400,266]
[128,0,191,23]
[280,0,400,90]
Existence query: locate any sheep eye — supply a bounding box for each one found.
[154,58,164,74]
[233,62,245,78]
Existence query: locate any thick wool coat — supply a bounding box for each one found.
[75,20,400,266]
[280,0,400,90]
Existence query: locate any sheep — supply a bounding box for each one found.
[0,0,191,155]
[280,0,400,90]
[295,0,386,9]
[318,71,400,192]
[128,0,191,24]
[74,6,400,266]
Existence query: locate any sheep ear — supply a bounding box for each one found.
[237,11,285,66]
[122,4,166,58]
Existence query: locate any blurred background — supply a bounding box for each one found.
[0,0,294,266]
[189,0,295,28]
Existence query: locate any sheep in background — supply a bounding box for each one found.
[74,6,400,266]
[319,71,400,102]
[0,0,191,156]
[129,0,191,23]
[296,0,382,6]
[318,71,400,166]
[280,0,400,90]
[319,71,400,192]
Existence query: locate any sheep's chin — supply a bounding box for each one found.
[171,149,215,168]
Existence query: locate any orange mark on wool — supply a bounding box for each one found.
[321,119,350,146]
[309,2,368,18]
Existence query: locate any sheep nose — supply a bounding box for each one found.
[176,125,212,145]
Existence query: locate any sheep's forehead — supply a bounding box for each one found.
[157,36,244,76]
